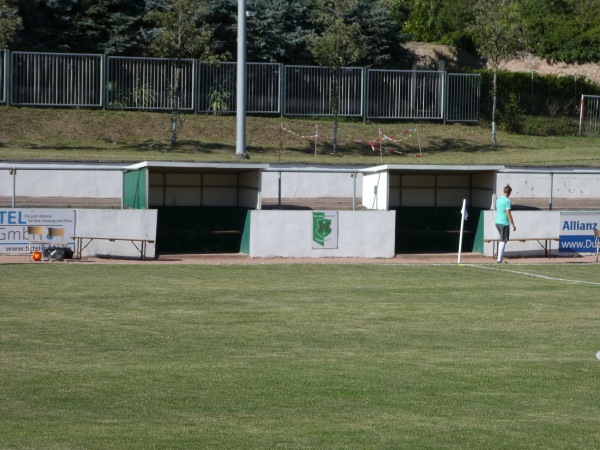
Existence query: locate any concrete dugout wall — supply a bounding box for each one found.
[248,210,396,258]
[0,163,124,207]
[262,166,365,199]
[481,210,561,257]
[498,167,600,200]
[75,209,158,259]
[0,208,157,258]
[481,210,600,257]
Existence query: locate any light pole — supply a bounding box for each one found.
[236,0,248,158]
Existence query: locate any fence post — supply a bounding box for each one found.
[362,67,368,124]
[0,50,4,104]
[101,54,107,109]
[193,59,198,114]
[442,71,450,125]
[6,50,11,106]
[578,94,584,136]
[280,63,285,118]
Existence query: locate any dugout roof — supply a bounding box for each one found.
[122,161,268,210]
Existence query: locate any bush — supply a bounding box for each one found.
[518,115,580,136]
[500,93,521,133]
[461,69,600,117]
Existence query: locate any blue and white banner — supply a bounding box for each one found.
[559,211,600,253]
[0,209,76,254]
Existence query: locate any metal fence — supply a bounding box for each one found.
[107,57,195,110]
[579,95,600,136]
[284,66,363,116]
[11,52,103,106]
[368,70,444,119]
[195,62,280,114]
[0,49,6,104]
[0,50,480,122]
[446,73,480,123]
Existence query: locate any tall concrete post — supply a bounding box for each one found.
[236,0,247,158]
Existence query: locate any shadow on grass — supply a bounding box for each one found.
[128,140,236,154]
[424,137,495,153]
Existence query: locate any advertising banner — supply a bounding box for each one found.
[559,211,600,253]
[312,211,338,249]
[0,209,76,254]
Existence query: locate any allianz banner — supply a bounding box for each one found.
[559,211,600,253]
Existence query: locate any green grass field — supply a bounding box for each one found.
[1,263,599,449]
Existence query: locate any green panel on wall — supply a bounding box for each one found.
[472,210,485,254]
[156,206,250,253]
[393,207,481,253]
[239,210,251,255]
[123,169,147,209]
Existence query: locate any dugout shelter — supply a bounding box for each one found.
[123,161,267,254]
[362,164,503,253]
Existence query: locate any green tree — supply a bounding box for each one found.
[436,0,476,52]
[403,0,443,42]
[145,0,226,146]
[352,0,405,68]
[521,0,600,63]
[390,0,476,52]
[246,0,312,64]
[471,0,526,148]
[15,0,77,51]
[70,0,147,55]
[0,0,21,48]
[306,0,366,153]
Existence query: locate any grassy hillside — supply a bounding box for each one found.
[1,106,599,166]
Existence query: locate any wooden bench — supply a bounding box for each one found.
[484,237,560,257]
[72,236,155,260]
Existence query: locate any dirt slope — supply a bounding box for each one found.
[406,42,600,85]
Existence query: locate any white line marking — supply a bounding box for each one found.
[467,264,600,286]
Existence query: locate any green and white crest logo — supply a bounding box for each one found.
[312,211,338,248]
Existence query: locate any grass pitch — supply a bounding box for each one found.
[1,263,599,449]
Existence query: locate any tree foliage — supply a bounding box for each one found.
[144,0,221,61]
[0,0,21,48]
[307,0,367,67]
[471,0,525,148]
[14,0,78,51]
[390,0,477,52]
[144,0,227,146]
[352,0,406,68]
[5,0,600,66]
[306,0,367,152]
[246,0,313,64]
[521,0,600,63]
[71,0,146,55]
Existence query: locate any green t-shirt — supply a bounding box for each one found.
[495,195,511,225]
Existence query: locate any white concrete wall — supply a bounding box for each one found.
[261,167,364,198]
[249,210,396,258]
[0,165,123,199]
[498,172,600,199]
[74,209,157,259]
[361,172,389,210]
[483,210,562,256]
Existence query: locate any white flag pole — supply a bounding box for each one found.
[458,199,467,264]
